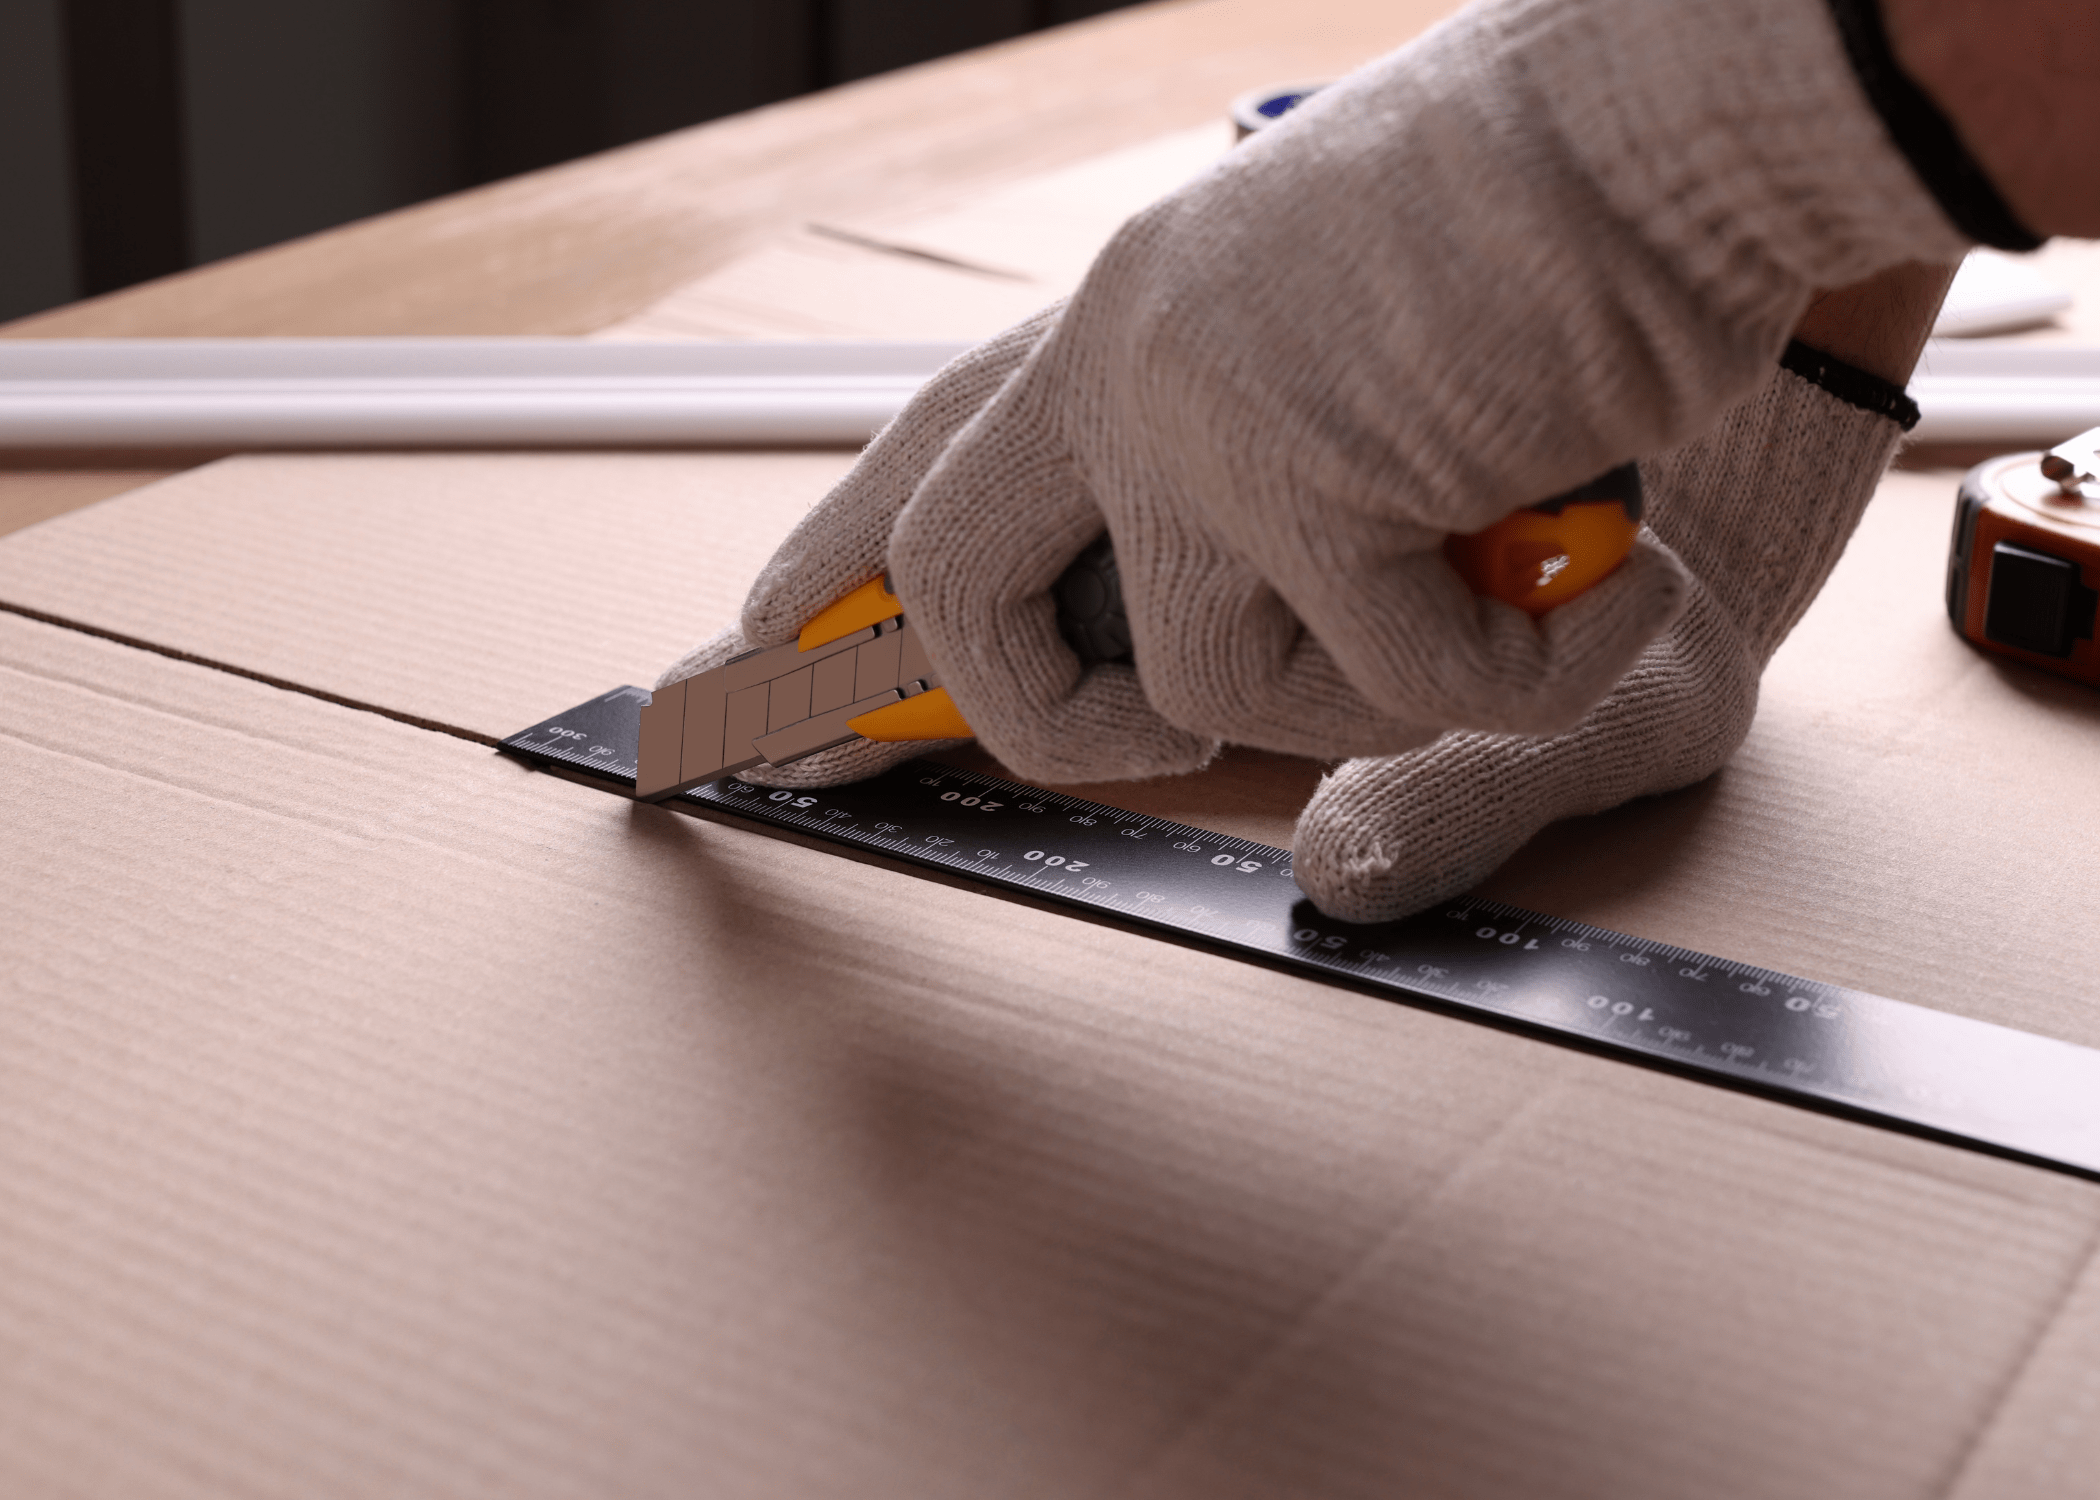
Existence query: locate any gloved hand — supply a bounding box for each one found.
[663,0,1967,787]
[655,312,1062,788]
[1291,341,1925,922]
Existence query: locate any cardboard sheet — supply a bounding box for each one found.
[7,454,2100,1043]
[8,608,2100,1498]
[597,125,1232,343]
[0,452,856,742]
[597,112,2100,351]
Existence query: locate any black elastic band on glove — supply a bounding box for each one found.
[1824,0,2040,251]
[1781,338,1921,431]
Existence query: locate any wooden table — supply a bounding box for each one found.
[0,0,1449,536]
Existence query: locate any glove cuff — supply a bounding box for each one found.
[1778,338,1921,431]
[1645,352,1910,659]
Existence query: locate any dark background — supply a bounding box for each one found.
[0,0,1142,324]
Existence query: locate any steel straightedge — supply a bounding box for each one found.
[506,687,2100,1184]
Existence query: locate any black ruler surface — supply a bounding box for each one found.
[505,686,2100,1182]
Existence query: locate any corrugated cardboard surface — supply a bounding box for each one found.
[595,129,2100,349]
[8,607,2100,1499]
[0,453,855,741]
[8,453,2100,1495]
[597,125,1231,343]
[7,454,2100,1037]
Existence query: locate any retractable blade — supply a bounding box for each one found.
[636,576,970,801]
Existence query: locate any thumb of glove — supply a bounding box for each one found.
[1290,623,1755,923]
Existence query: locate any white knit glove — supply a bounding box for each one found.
[662,0,1966,787]
[1292,350,1916,921]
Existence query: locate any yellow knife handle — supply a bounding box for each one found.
[1441,462,1644,619]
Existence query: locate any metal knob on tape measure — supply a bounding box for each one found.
[1947,425,2100,679]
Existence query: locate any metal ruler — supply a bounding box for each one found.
[506,686,2100,1183]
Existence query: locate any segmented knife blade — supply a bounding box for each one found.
[636,612,943,802]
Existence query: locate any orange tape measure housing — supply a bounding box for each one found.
[1948,453,2100,687]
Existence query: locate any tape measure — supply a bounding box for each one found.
[507,686,2100,1184]
[1949,426,2100,678]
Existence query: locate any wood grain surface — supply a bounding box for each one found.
[0,0,1452,534]
[0,0,1445,342]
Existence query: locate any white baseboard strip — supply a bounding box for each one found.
[1909,342,2100,445]
[0,338,973,448]
[1,336,2094,451]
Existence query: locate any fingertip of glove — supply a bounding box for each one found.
[1291,758,1501,923]
[1545,539,1689,637]
[1292,784,1408,923]
[958,659,1222,787]
[1289,844,1447,926]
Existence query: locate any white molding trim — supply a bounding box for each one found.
[0,339,972,448]
[0,336,2095,450]
[1910,341,2100,445]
